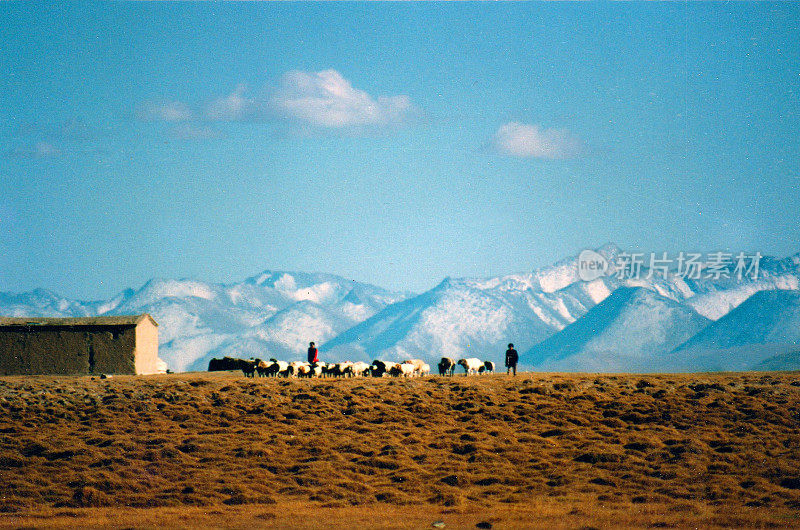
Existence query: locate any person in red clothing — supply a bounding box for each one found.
[307,341,319,364]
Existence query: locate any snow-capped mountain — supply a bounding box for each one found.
[321,278,625,365]
[322,246,800,368]
[321,245,626,365]
[2,245,800,372]
[667,289,800,371]
[0,272,407,372]
[520,287,711,372]
[323,277,554,364]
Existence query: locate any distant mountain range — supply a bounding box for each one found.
[2,244,799,372]
[0,272,407,372]
[522,287,711,372]
[666,289,800,372]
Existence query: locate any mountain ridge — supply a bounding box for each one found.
[520,287,711,372]
[2,246,800,372]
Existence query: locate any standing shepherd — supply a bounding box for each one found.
[307,341,319,364]
[505,343,518,376]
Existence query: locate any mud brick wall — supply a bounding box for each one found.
[0,325,137,375]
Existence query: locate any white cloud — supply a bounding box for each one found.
[138,101,194,122]
[494,122,581,159]
[135,70,416,132]
[205,84,250,121]
[272,69,415,128]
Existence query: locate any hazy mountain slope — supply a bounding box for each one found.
[0,289,95,318]
[676,289,800,350]
[521,287,711,372]
[752,350,800,371]
[667,289,800,371]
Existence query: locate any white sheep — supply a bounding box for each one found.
[457,357,483,375]
[288,361,310,377]
[403,359,426,376]
[346,361,370,377]
[390,363,416,378]
[310,362,325,378]
[325,361,353,378]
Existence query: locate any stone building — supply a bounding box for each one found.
[0,314,164,375]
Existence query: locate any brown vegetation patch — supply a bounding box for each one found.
[0,371,799,527]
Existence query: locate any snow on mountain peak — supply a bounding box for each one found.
[134,278,217,304]
[3,246,800,373]
[272,272,297,292]
[530,244,620,293]
[521,287,711,372]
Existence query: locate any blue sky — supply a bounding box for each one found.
[1,2,799,300]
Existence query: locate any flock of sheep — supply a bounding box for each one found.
[223,357,497,378]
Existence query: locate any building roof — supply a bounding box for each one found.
[0,314,158,328]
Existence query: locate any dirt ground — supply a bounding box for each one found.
[1,371,799,528]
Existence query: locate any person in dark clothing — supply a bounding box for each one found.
[505,343,518,376]
[307,342,319,364]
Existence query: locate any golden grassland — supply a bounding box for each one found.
[1,371,799,528]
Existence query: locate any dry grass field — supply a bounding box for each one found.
[1,370,799,528]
